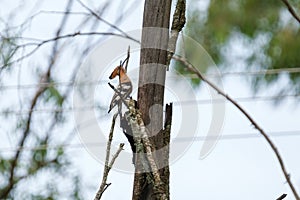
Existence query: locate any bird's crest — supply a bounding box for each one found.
[109,58,129,80]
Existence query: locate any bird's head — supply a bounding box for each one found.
[109,65,126,79]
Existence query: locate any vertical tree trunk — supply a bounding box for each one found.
[133,0,172,199]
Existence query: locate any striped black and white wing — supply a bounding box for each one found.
[108,82,132,113]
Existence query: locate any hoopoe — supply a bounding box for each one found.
[108,65,132,113]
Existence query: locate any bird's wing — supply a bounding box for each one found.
[108,82,132,113]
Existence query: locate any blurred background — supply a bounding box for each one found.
[0,0,299,199]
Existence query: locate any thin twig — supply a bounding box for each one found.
[75,0,140,43]
[108,143,124,168]
[281,0,300,24]
[94,143,124,200]
[0,87,45,199]
[101,183,112,195]
[172,54,300,200]
[0,1,74,196]
[37,1,113,145]
[2,55,54,199]
[94,114,124,200]
[277,193,287,200]
[0,32,139,70]
[106,114,118,169]
[124,46,130,72]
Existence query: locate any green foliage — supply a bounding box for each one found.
[268,28,300,68]
[0,157,11,175]
[0,139,81,199]
[71,176,84,200]
[0,32,18,69]
[184,0,300,94]
[176,62,201,86]
[44,84,64,107]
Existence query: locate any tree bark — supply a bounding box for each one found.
[133,0,172,199]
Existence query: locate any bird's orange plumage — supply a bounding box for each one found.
[108,66,132,113]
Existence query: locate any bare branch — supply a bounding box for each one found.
[106,114,118,168]
[94,143,124,200]
[167,0,186,68]
[0,84,47,199]
[0,3,74,197]
[75,0,140,43]
[277,193,287,200]
[43,1,120,143]
[281,0,300,24]
[108,143,124,169]
[94,114,125,200]
[1,1,138,198]
[4,10,91,31]
[172,54,300,200]
[0,31,139,70]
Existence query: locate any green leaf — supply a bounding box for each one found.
[44,85,64,106]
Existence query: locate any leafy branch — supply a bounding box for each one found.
[0,1,74,197]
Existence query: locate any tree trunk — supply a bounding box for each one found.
[133,0,172,199]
